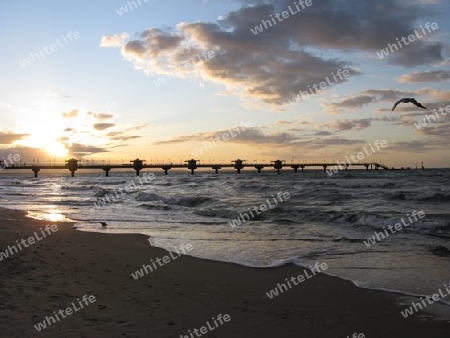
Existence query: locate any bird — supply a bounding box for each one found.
[100,222,107,227]
[391,98,427,112]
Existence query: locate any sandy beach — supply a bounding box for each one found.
[1,207,449,338]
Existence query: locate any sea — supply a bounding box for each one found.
[1,168,450,316]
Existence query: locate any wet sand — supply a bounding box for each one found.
[1,208,449,337]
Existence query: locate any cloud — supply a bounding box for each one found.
[388,139,438,152]
[93,123,115,131]
[125,124,149,131]
[67,143,109,157]
[109,135,142,141]
[397,70,450,83]
[87,112,115,121]
[100,33,130,48]
[111,0,450,105]
[388,42,444,67]
[153,127,298,146]
[62,109,79,118]
[0,132,28,145]
[324,95,376,114]
[289,137,364,148]
[314,131,333,136]
[331,118,372,131]
[323,88,439,114]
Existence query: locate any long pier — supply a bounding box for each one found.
[0,158,392,177]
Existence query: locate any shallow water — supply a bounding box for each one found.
[1,169,449,306]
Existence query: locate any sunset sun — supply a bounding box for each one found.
[45,142,68,157]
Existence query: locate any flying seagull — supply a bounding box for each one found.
[391,98,427,112]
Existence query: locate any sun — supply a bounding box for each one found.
[45,142,68,157]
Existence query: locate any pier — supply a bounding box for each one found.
[0,158,392,177]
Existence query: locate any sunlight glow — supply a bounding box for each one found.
[45,142,68,157]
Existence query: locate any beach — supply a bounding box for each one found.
[1,207,449,337]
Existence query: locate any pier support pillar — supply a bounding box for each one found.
[301,165,305,173]
[162,166,171,175]
[32,168,40,178]
[212,166,221,174]
[102,167,111,177]
[365,164,369,171]
[291,165,300,173]
[255,165,264,173]
[322,165,327,172]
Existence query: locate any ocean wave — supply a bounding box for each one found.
[139,203,172,211]
[166,196,213,207]
[93,188,110,197]
[419,193,450,202]
[427,245,450,257]
[193,208,238,219]
[61,185,95,191]
[135,192,165,202]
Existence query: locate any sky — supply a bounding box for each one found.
[1,0,450,167]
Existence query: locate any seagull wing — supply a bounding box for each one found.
[415,102,427,109]
[391,99,403,112]
[410,98,427,109]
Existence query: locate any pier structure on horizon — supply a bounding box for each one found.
[0,157,395,178]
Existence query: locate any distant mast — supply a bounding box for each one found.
[421,161,425,170]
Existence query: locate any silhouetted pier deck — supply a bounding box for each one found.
[0,158,393,177]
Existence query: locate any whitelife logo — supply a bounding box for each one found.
[0,153,20,170]
[0,224,58,261]
[191,121,252,157]
[34,294,96,332]
[229,191,290,228]
[414,104,450,130]
[250,0,313,35]
[363,211,425,247]
[265,262,328,299]
[377,22,439,59]
[131,243,194,280]
[289,68,351,106]
[179,314,231,338]
[18,31,81,68]
[400,284,450,318]
[326,140,388,177]
[116,0,149,16]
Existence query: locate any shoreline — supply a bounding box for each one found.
[43,210,450,311]
[1,207,450,337]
